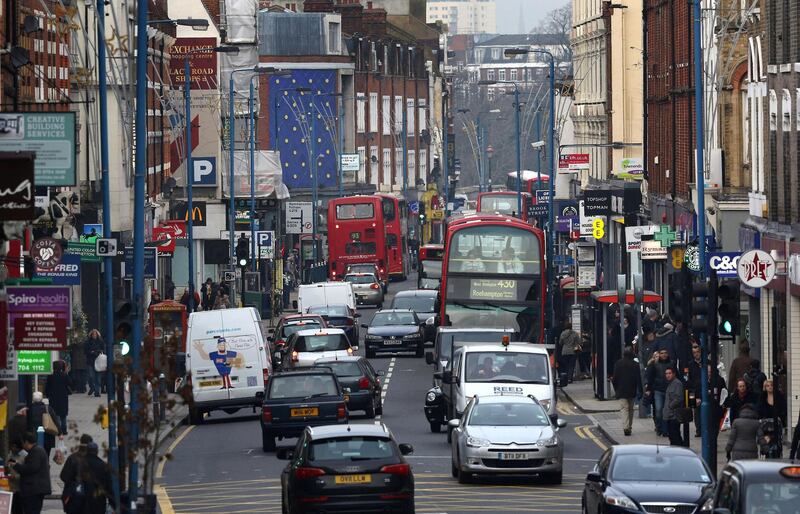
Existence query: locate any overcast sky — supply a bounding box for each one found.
[495,0,570,34]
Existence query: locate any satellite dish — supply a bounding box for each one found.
[23,16,39,35]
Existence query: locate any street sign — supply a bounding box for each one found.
[535,190,550,204]
[286,202,313,234]
[16,351,52,374]
[558,153,590,173]
[123,247,158,279]
[707,252,741,278]
[96,238,118,257]
[223,271,236,282]
[577,266,596,288]
[528,203,548,217]
[257,231,274,259]
[340,153,360,172]
[737,249,776,288]
[408,201,419,214]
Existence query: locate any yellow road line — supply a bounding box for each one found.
[156,425,195,479]
[575,425,589,439]
[583,426,608,451]
[154,484,175,514]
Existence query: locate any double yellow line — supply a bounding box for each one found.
[574,425,608,451]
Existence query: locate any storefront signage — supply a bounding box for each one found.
[641,240,668,260]
[625,225,657,252]
[789,254,800,286]
[614,158,644,180]
[30,238,62,269]
[34,253,81,285]
[65,242,102,263]
[582,191,612,216]
[6,286,72,329]
[707,252,741,278]
[737,249,776,288]
[340,153,360,172]
[0,113,77,186]
[168,38,219,90]
[16,351,52,374]
[14,315,67,350]
[123,247,158,279]
[0,152,36,220]
[558,153,589,173]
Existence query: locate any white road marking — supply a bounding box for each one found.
[375,357,396,423]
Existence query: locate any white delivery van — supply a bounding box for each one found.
[185,307,272,424]
[297,281,355,312]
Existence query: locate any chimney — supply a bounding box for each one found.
[335,0,364,35]
[363,4,387,38]
[303,0,334,12]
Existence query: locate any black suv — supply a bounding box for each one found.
[260,368,349,452]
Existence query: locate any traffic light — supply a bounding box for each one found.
[671,267,692,328]
[717,279,740,337]
[114,301,133,357]
[419,202,426,224]
[690,271,717,333]
[236,237,249,267]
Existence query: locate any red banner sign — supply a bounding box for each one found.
[152,227,177,254]
[14,313,67,350]
[168,38,219,90]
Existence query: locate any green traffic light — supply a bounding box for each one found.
[120,341,130,356]
[720,320,733,335]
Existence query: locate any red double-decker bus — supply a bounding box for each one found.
[477,191,535,222]
[506,170,550,194]
[327,196,388,283]
[376,194,410,281]
[417,244,444,289]
[439,214,546,344]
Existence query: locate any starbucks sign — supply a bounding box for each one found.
[684,243,702,272]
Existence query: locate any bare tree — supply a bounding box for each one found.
[533,4,573,65]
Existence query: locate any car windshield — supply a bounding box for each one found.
[309,305,350,317]
[309,437,396,462]
[281,322,322,338]
[469,402,550,427]
[319,361,362,377]
[372,312,417,326]
[295,335,350,352]
[440,332,513,361]
[746,482,800,512]
[392,296,436,313]
[610,454,712,483]
[269,375,338,399]
[464,351,549,384]
[345,275,376,284]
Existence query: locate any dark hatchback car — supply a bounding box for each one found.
[259,368,348,452]
[362,309,425,358]
[582,444,715,514]
[279,423,415,514]
[268,314,327,355]
[711,460,800,513]
[307,304,360,345]
[314,356,384,418]
[389,289,439,343]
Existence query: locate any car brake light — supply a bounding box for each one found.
[345,318,354,326]
[379,268,385,273]
[358,377,370,389]
[262,368,270,384]
[295,467,326,480]
[337,403,346,419]
[370,283,379,290]
[291,350,299,362]
[276,339,285,347]
[332,270,337,276]
[262,407,272,424]
[380,464,410,476]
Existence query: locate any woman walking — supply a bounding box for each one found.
[44,361,70,435]
[85,330,103,397]
[725,403,760,461]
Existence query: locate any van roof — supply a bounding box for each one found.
[454,343,550,355]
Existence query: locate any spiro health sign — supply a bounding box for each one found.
[6,286,72,329]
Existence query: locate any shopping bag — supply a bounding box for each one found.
[719,408,731,432]
[94,353,107,373]
[42,412,59,436]
[53,439,66,465]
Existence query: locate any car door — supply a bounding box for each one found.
[363,359,381,401]
[714,472,741,514]
[284,430,309,502]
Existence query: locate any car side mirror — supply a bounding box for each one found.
[398,443,414,455]
[268,328,275,334]
[425,352,435,365]
[354,313,362,318]
[556,418,567,429]
[586,471,603,484]
[361,324,369,329]
[256,391,265,401]
[426,316,435,326]
[441,370,453,384]
[276,448,294,460]
[351,346,359,352]
[343,387,351,394]
[447,419,461,429]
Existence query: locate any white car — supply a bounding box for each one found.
[450,395,566,484]
[279,328,355,368]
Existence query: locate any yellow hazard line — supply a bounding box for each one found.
[155,484,175,514]
[575,425,608,451]
[156,425,195,479]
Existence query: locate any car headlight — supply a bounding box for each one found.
[403,331,422,340]
[539,399,551,412]
[604,492,638,510]
[466,436,490,448]
[426,391,437,402]
[536,435,559,448]
[700,497,714,512]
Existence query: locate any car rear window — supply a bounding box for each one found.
[348,264,377,274]
[345,275,376,284]
[309,305,350,317]
[309,437,396,461]
[282,322,322,338]
[746,482,800,511]
[320,361,363,377]
[296,335,350,352]
[269,375,338,399]
[392,296,435,312]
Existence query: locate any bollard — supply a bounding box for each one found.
[36,426,44,448]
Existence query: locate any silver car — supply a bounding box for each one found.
[344,273,384,308]
[449,395,566,484]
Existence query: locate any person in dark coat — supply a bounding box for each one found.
[788,409,800,460]
[60,436,114,514]
[645,349,674,436]
[757,379,787,427]
[653,324,678,364]
[724,378,758,423]
[45,360,70,434]
[686,344,702,436]
[8,432,51,514]
[69,339,88,394]
[744,359,767,395]
[201,278,217,311]
[663,367,686,446]
[29,392,61,458]
[612,348,642,436]
[725,404,760,460]
[728,340,753,391]
[164,274,175,300]
[85,330,104,397]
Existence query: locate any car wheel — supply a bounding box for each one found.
[366,346,376,359]
[541,469,563,485]
[430,421,441,433]
[456,461,472,484]
[451,458,458,478]
[365,401,376,419]
[262,430,276,452]
[281,490,289,514]
[188,407,203,425]
[415,343,424,358]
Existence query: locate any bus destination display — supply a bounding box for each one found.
[469,279,517,301]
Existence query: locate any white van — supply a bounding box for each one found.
[437,342,556,423]
[185,307,272,424]
[297,282,355,312]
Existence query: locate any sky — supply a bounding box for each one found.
[495,0,570,34]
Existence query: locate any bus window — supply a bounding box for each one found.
[387,233,398,248]
[346,242,377,255]
[448,226,541,274]
[337,203,375,220]
[382,198,396,222]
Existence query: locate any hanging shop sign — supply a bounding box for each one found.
[737,249,776,288]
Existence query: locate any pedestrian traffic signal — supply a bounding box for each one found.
[717,279,740,337]
[419,202,426,223]
[671,267,692,327]
[236,237,250,267]
[690,275,717,333]
[114,300,132,356]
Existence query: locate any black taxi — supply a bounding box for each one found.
[710,460,800,513]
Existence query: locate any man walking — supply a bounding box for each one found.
[8,432,51,514]
[558,321,581,383]
[663,367,686,446]
[612,348,642,436]
[645,349,674,436]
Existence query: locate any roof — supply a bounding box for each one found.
[273,367,336,377]
[724,459,800,475]
[281,314,324,322]
[295,328,346,337]
[477,33,567,48]
[454,343,549,355]
[376,308,416,314]
[309,423,392,439]
[393,289,438,298]
[611,444,700,456]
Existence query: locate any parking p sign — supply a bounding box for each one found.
[256,231,274,259]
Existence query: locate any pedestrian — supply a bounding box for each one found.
[68,337,88,394]
[724,378,758,423]
[653,323,678,364]
[704,364,727,436]
[44,360,70,435]
[179,289,191,309]
[84,330,103,398]
[577,332,592,380]
[744,359,767,395]
[557,321,581,383]
[29,391,61,458]
[663,366,685,446]
[8,432,51,514]
[645,349,674,436]
[725,403,759,461]
[214,293,231,310]
[757,379,787,428]
[674,321,692,372]
[201,278,216,311]
[687,344,702,437]
[727,340,753,389]
[642,308,662,334]
[149,290,162,308]
[164,274,175,300]
[611,347,642,436]
[788,409,800,459]
[60,435,114,514]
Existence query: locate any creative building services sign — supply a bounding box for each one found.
[0,113,77,186]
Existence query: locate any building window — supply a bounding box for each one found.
[492,48,500,60]
[357,146,366,183]
[394,96,403,133]
[395,148,403,188]
[510,69,518,81]
[769,90,777,131]
[419,148,427,182]
[498,69,506,81]
[369,92,379,133]
[487,69,495,81]
[418,99,427,132]
[382,95,391,135]
[382,148,392,187]
[327,22,341,54]
[408,150,416,186]
[357,93,366,133]
[406,99,415,137]
[370,146,379,186]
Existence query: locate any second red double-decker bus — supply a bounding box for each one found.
[327,196,388,283]
[376,194,410,281]
[477,191,535,222]
[417,244,444,289]
[439,214,546,344]
[506,170,550,194]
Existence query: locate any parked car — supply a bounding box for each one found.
[449,395,566,484]
[259,367,348,452]
[344,272,384,308]
[306,304,360,345]
[278,328,354,369]
[278,424,415,513]
[710,460,800,513]
[314,356,383,418]
[581,444,715,514]
[346,262,387,292]
[268,314,327,355]
[362,309,425,358]
[390,289,439,342]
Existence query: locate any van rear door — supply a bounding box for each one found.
[226,308,270,403]
[188,311,230,405]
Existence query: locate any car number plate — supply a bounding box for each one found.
[198,379,222,387]
[334,474,372,484]
[498,452,529,460]
[384,338,402,345]
[290,407,319,417]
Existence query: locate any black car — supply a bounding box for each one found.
[362,309,425,358]
[279,423,415,514]
[711,460,800,513]
[582,444,715,514]
[389,289,439,343]
[314,356,384,418]
[259,368,348,452]
[307,304,360,345]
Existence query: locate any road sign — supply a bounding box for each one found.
[223,271,236,282]
[535,190,550,204]
[340,153,360,172]
[96,238,118,257]
[737,249,776,288]
[286,202,313,234]
[257,231,274,259]
[408,201,419,214]
[123,247,158,279]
